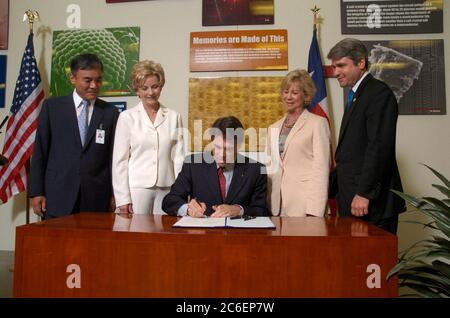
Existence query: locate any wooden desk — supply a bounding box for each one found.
[14,213,397,297]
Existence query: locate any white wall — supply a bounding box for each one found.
[1,0,449,251]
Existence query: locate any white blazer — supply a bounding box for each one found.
[266,109,330,217]
[112,102,185,207]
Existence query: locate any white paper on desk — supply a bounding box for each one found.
[173,216,226,228]
[226,217,276,229]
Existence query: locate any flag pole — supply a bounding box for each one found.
[311,5,320,31]
[308,5,337,216]
[23,9,40,225]
[23,9,40,34]
[8,9,42,275]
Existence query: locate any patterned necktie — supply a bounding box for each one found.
[345,89,355,112]
[217,167,226,203]
[78,99,89,146]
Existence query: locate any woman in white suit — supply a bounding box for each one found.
[113,60,184,214]
[266,69,330,217]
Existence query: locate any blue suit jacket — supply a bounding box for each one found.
[29,95,119,218]
[162,153,268,216]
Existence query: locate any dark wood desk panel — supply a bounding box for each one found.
[14,213,397,297]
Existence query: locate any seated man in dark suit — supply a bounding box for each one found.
[162,116,268,218]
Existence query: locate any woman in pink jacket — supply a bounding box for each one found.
[266,69,330,217]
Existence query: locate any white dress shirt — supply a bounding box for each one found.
[73,90,93,124]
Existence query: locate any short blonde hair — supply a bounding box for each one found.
[280,69,317,106]
[131,60,165,91]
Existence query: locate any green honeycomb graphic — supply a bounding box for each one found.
[50,27,140,97]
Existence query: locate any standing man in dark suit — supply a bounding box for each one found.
[162,116,268,217]
[29,53,119,219]
[327,38,405,234]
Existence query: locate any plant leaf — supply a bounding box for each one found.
[432,260,450,277]
[431,236,450,251]
[401,220,438,230]
[389,164,450,298]
[401,282,444,298]
[398,272,450,293]
[391,190,423,207]
[422,197,450,213]
[419,209,450,238]
[403,249,450,265]
[432,184,450,200]
[400,277,449,296]
[422,163,450,189]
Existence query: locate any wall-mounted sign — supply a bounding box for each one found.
[341,0,443,34]
[0,55,6,108]
[51,27,140,97]
[0,0,9,50]
[106,0,151,3]
[202,0,274,26]
[189,77,284,152]
[361,39,446,115]
[190,29,288,72]
[109,101,127,113]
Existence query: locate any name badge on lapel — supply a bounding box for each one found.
[96,124,105,144]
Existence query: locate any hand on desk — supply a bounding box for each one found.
[211,204,241,218]
[118,203,134,214]
[187,198,207,218]
[31,196,46,218]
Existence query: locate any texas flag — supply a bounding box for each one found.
[306,29,330,121]
[306,29,336,216]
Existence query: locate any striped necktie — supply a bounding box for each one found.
[78,99,89,146]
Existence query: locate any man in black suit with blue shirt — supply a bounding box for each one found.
[29,53,119,219]
[162,116,268,218]
[327,38,405,234]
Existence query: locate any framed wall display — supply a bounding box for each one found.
[341,0,443,34]
[0,0,9,50]
[359,40,446,115]
[109,101,127,113]
[190,29,288,72]
[203,0,274,26]
[106,0,150,3]
[50,27,140,97]
[0,55,6,108]
[189,77,284,152]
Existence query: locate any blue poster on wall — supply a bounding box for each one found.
[109,101,127,113]
[0,55,6,108]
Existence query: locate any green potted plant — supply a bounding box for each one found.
[387,164,449,297]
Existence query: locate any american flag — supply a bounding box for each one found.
[0,33,44,203]
[306,29,337,216]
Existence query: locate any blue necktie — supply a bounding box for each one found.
[78,100,89,146]
[345,90,355,112]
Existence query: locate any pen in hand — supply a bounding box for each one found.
[188,197,207,218]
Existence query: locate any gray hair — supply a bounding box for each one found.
[327,38,369,69]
